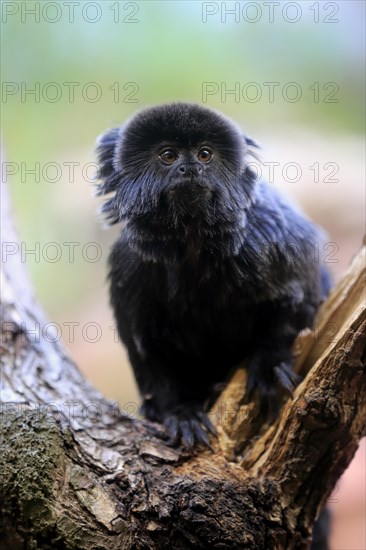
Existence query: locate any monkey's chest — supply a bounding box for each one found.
[147,288,255,367]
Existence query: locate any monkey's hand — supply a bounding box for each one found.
[131,355,217,450]
[158,404,216,450]
[143,398,216,449]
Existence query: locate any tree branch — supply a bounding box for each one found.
[1,175,365,549]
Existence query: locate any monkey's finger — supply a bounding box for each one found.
[197,412,217,437]
[246,365,263,398]
[179,420,195,449]
[164,416,180,446]
[190,419,214,451]
[274,363,301,396]
[246,376,265,401]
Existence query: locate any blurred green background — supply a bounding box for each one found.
[1,2,365,546]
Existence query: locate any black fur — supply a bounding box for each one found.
[96,103,331,448]
[311,507,331,550]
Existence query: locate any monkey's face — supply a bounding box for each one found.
[97,103,256,258]
[150,142,215,214]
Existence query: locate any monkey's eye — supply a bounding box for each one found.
[159,148,178,165]
[197,147,213,163]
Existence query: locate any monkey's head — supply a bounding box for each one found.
[96,103,257,260]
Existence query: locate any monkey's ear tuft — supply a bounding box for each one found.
[95,127,121,196]
[245,136,260,149]
[244,134,261,163]
[95,127,123,226]
[97,197,121,226]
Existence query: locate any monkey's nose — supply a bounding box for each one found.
[178,163,202,176]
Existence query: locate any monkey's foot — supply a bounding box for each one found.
[162,405,216,449]
[247,356,300,420]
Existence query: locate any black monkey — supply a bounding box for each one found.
[96,103,331,448]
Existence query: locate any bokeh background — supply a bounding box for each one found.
[2,1,365,547]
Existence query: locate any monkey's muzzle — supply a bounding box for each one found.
[165,179,212,215]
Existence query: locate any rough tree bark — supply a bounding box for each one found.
[0,178,365,549]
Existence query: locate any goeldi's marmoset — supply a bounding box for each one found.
[96,103,331,449]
